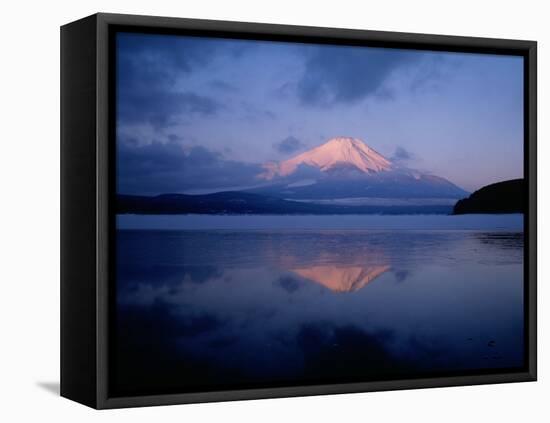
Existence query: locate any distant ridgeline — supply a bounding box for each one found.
[117,192,452,215]
[117,137,476,216]
[453,179,524,215]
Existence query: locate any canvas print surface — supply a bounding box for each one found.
[113,32,525,396]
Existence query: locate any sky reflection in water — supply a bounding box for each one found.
[114,229,524,395]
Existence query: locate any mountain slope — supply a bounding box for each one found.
[260,137,391,179]
[255,136,468,201]
[251,170,468,200]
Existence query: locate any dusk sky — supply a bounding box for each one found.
[116,32,524,195]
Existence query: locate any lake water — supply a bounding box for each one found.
[113,214,524,396]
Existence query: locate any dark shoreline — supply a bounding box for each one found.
[117,192,454,216]
[453,179,524,215]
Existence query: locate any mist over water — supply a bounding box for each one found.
[117,213,523,231]
[113,215,524,396]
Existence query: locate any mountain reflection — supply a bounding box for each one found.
[292,264,391,293]
[114,228,525,396]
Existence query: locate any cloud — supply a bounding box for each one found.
[391,146,414,163]
[117,33,224,127]
[117,33,218,89]
[118,91,222,128]
[297,46,422,106]
[275,276,302,294]
[209,79,238,92]
[118,302,225,344]
[296,323,408,379]
[393,269,410,283]
[273,136,305,154]
[117,141,263,195]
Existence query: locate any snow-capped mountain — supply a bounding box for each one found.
[251,136,469,201]
[260,137,391,179]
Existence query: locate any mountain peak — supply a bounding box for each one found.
[325,136,363,146]
[260,136,392,180]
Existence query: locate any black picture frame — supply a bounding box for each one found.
[60,12,537,409]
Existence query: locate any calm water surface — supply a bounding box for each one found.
[113,215,524,395]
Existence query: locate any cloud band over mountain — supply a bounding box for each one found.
[117,141,263,195]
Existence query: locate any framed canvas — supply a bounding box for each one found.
[60,13,537,409]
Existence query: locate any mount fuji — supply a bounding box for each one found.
[249,137,468,202]
[260,137,392,179]
[117,137,470,215]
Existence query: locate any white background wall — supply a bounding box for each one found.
[0,0,547,421]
